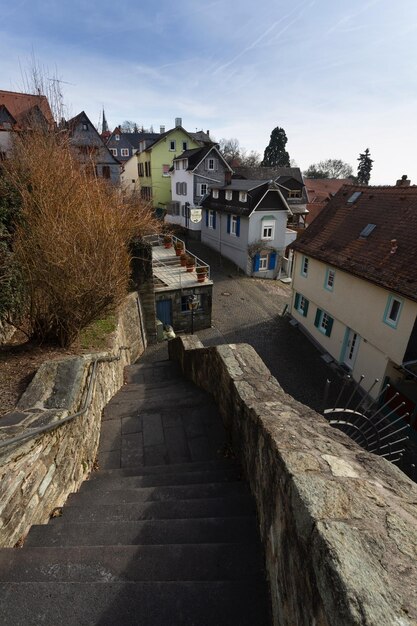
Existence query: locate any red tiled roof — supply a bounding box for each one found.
[0,90,54,128]
[291,185,417,302]
[304,178,353,225]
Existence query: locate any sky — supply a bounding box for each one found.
[1,0,417,184]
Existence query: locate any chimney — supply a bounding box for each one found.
[160,125,165,134]
[175,117,182,127]
[225,171,232,186]
[206,130,210,137]
[396,174,411,187]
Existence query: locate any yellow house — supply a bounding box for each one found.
[121,119,212,210]
[290,181,417,418]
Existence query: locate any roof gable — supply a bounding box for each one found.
[0,90,54,128]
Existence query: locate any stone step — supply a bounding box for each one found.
[25,516,260,548]
[0,581,271,626]
[80,467,242,490]
[52,495,256,523]
[88,459,238,479]
[67,482,249,505]
[0,544,265,582]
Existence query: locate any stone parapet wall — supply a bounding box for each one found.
[169,336,417,626]
[0,293,146,547]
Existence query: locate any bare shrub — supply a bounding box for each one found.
[4,130,158,347]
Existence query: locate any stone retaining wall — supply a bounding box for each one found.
[0,293,146,547]
[169,336,417,626]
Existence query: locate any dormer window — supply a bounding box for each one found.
[239,191,247,203]
[225,190,232,201]
[182,159,187,169]
[175,161,180,170]
[213,189,219,199]
[288,190,301,198]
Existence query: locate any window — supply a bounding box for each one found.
[314,309,334,337]
[294,293,309,317]
[162,164,170,176]
[384,295,403,328]
[182,159,187,169]
[141,187,152,201]
[199,183,208,196]
[288,190,301,198]
[208,210,215,228]
[144,161,151,177]
[181,294,203,312]
[138,163,144,177]
[259,254,268,270]
[262,221,275,240]
[239,191,247,202]
[121,148,129,157]
[182,141,188,151]
[176,182,187,195]
[325,268,335,291]
[115,134,120,141]
[301,255,309,277]
[110,148,117,156]
[82,123,88,131]
[213,189,219,199]
[225,190,232,201]
[169,140,176,151]
[231,215,238,235]
[175,161,180,170]
[208,158,215,170]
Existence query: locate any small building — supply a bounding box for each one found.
[290,180,417,418]
[141,235,213,336]
[201,179,297,278]
[165,145,232,239]
[66,111,121,183]
[0,89,54,159]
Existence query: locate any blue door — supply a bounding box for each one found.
[156,299,172,326]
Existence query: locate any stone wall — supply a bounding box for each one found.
[0,320,14,345]
[154,284,212,333]
[0,292,146,547]
[169,336,417,626]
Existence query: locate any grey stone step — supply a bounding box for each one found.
[0,544,265,582]
[80,467,242,490]
[88,459,238,478]
[0,581,271,626]
[53,495,256,523]
[25,517,260,548]
[67,482,249,505]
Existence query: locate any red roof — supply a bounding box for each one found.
[292,184,417,302]
[304,178,353,225]
[0,90,54,129]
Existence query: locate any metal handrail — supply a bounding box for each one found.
[0,346,130,451]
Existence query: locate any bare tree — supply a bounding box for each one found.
[304,159,353,179]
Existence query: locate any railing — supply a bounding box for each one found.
[143,234,211,281]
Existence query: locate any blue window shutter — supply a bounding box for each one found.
[303,299,309,317]
[213,211,216,229]
[314,308,322,328]
[227,214,231,234]
[236,216,240,237]
[325,316,334,337]
[253,254,260,272]
[268,251,276,270]
[294,293,300,309]
[205,209,209,227]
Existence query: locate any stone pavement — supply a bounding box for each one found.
[151,238,342,413]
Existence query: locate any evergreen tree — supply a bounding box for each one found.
[357,148,373,185]
[261,127,290,167]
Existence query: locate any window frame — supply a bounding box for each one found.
[231,215,238,235]
[301,255,309,277]
[225,190,233,201]
[120,148,129,157]
[324,267,335,291]
[208,158,215,171]
[212,189,219,199]
[169,140,176,151]
[262,221,275,240]
[239,191,247,203]
[110,148,117,156]
[208,210,215,229]
[383,294,403,328]
[182,141,188,151]
[199,183,208,196]
[259,254,268,270]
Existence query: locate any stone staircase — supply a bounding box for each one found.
[0,358,271,625]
